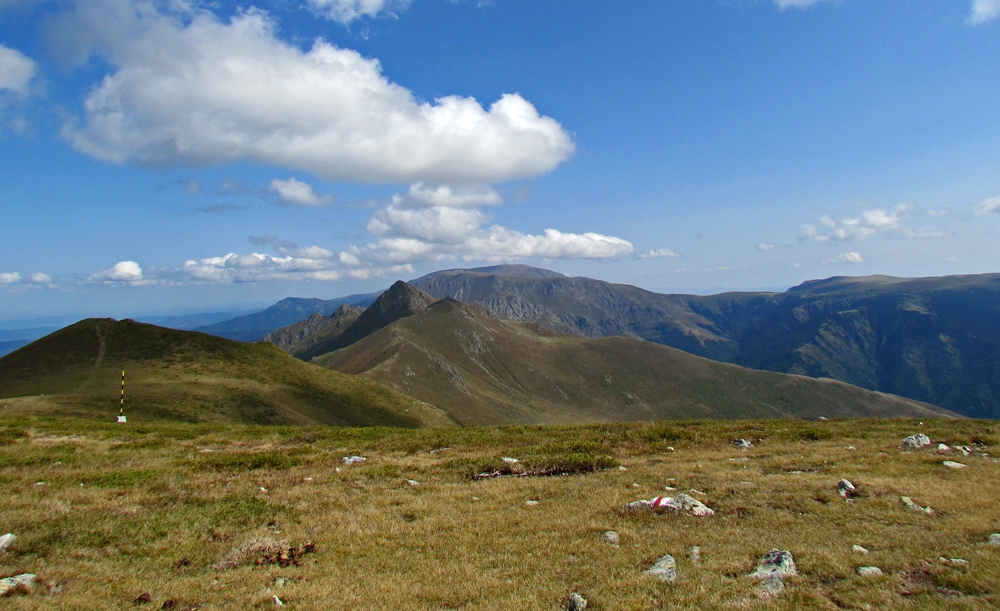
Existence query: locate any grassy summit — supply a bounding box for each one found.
[0,318,452,427]
[315,299,954,425]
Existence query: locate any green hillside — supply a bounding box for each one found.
[0,318,454,427]
[315,299,954,426]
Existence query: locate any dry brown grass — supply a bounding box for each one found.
[1,416,999,609]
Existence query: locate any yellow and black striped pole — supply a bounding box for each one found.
[117,369,127,423]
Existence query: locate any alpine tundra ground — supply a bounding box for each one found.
[1,416,999,610]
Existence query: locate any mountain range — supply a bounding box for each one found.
[254,265,1000,418]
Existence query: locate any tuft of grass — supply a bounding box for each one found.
[193,451,304,471]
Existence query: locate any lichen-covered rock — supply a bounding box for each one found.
[900,496,934,515]
[942,460,967,469]
[858,566,883,577]
[0,573,35,596]
[752,549,797,580]
[566,592,588,610]
[625,494,714,516]
[602,531,620,546]
[989,534,1000,546]
[853,545,869,555]
[0,533,14,553]
[646,554,677,582]
[901,434,931,449]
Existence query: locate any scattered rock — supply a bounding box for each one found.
[939,557,969,567]
[732,439,754,449]
[602,531,620,547]
[272,594,285,606]
[0,533,14,553]
[857,566,883,577]
[853,545,869,555]
[525,500,539,506]
[625,493,714,516]
[0,573,36,596]
[274,578,291,588]
[404,479,420,487]
[837,479,857,499]
[690,546,701,565]
[938,443,951,451]
[901,434,931,450]
[618,466,627,471]
[818,416,828,421]
[341,456,366,465]
[942,460,967,469]
[646,554,677,582]
[429,447,449,454]
[133,592,152,604]
[988,533,1000,546]
[751,549,797,580]
[501,457,519,464]
[566,592,588,610]
[956,445,972,456]
[900,496,934,515]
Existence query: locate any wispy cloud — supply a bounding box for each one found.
[968,0,1000,24]
[305,0,411,24]
[823,251,864,264]
[974,195,1000,215]
[800,204,911,242]
[0,44,35,94]
[269,178,333,207]
[639,248,681,259]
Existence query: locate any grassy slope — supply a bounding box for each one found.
[0,416,997,610]
[0,319,454,428]
[315,300,953,426]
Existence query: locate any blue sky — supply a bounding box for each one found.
[1,0,999,323]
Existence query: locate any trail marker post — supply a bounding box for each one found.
[116,369,127,423]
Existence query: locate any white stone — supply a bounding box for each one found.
[901,434,931,449]
[837,479,857,498]
[646,554,677,582]
[341,456,366,465]
[938,443,952,451]
[501,457,519,464]
[732,438,754,449]
[943,460,967,469]
[405,479,420,486]
[852,545,869,555]
[988,533,1000,546]
[0,533,14,552]
[0,573,35,596]
[602,531,620,546]
[690,546,701,565]
[857,566,883,577]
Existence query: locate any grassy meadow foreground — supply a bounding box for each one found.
[2,417,999,610]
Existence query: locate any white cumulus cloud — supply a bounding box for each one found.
[90,260,145,283]
[823,252,864,264]
[801,204,911,242]
[968,0,1000,24]
[0,44,35,94]
[269,178,333,207]
[0,271,21,284]
[306,0,411,24]
[28,272,52,283]
[975,195,1000,215]
[639,248,681,259]
[59,4,574,184]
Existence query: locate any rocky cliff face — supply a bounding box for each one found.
[263,304,363,355]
